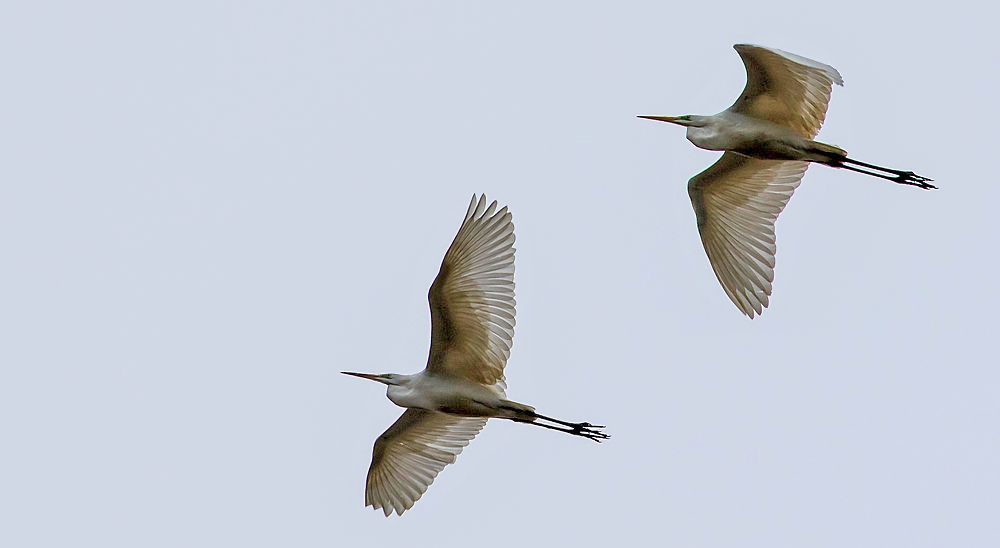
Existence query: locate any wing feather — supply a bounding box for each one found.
[426,194,515,386]
[689,153,807,318]
[366,410,486,516]
[729,44,844,138]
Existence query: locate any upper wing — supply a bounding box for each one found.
[688,153,808,318]
[728,44,844,138]
[366,409,487,516]
[426,194,515,386]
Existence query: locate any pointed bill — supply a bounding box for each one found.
[638,115,686,124]
[341,371,388,383]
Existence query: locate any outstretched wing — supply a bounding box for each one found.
[728,44,844,138]
[426,194,515,386]
[689,153,808,318]
[366,410,487,516]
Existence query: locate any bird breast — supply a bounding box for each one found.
[686,125,728,151]
[386,384,432,409]
[690,112,813,159]
[387,375,504,416]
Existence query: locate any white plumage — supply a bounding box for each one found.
[426,195,516,388]
[689,154,807,317]
[344,195,607,516]
[729,44,843,139]
[365,410,486,516]
[641,44,934,318]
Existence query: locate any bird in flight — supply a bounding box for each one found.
[640,44,934,318]
[344,194,608,516]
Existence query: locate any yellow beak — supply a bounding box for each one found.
[637,115,685,125]
[341,371,388,383]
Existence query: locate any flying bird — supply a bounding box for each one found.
[640,44,934,318]
[344,194,607,516]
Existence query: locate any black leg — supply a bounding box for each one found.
[836,158,937,190]
[512,411,609,442]
[532,412,604,429]
[520,419,609,442]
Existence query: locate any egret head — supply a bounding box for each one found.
[637,115,706,127]
[341,371,405,386]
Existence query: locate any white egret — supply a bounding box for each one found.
[640,44,935,318]
[343,194,607,516]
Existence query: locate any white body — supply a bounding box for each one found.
[385,371,508,417]
[348,195,605,517]
[642,44,847,318]
[351,196,520,516]
[686,111,831,162]
[644,45,935,316]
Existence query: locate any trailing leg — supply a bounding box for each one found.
[519,419,609,442]
[833,157,936,189]
[499,402,609,442]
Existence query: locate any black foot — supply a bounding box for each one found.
[894,171,937,190]
[571,422,610,443]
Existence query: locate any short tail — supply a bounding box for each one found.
[808,141,848,164]
[498,399,537,422]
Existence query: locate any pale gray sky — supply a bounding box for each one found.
[2,1,998,547]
